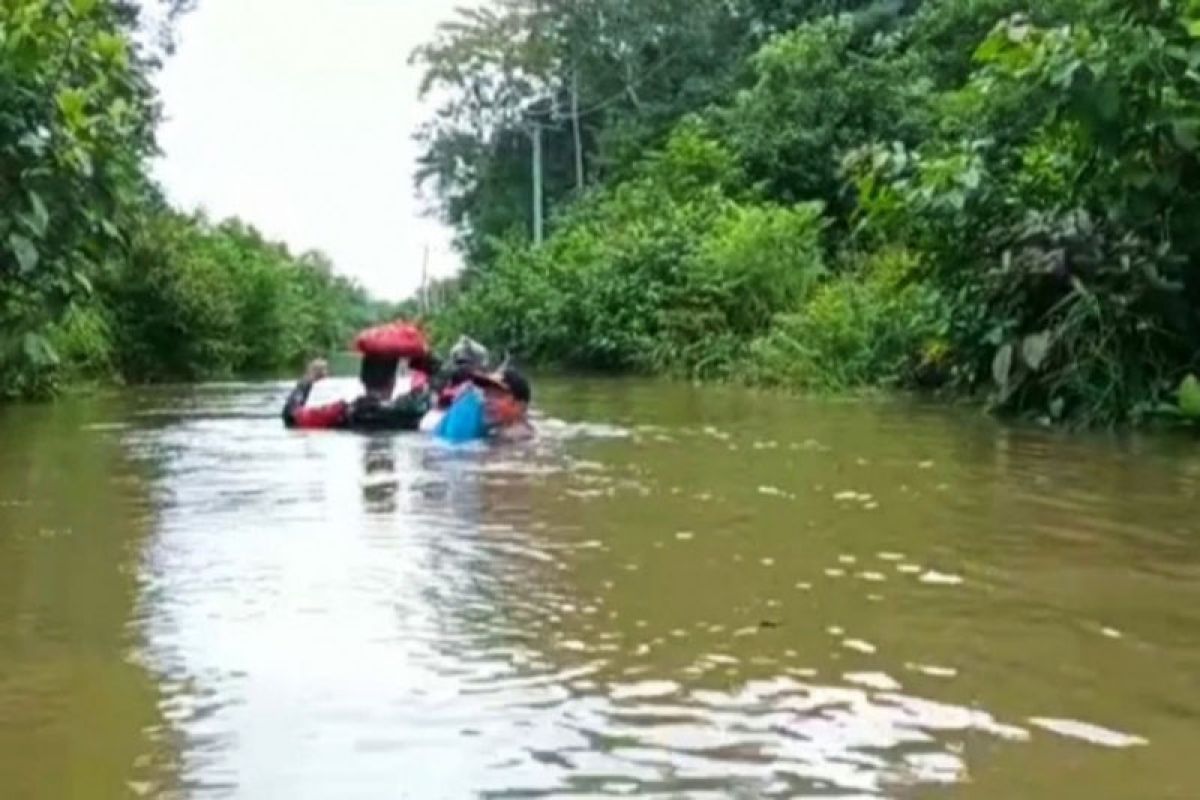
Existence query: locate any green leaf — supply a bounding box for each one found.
[1051,60,1082,89]
[22,333,60,368]
[26,192,49,236]
[8,233,39,273]
[56,88,88,130]
[974,34,1005,65]
[71,147,94,178]
[1178,374,1200,418]
[70,0,98,15]
[992,343,1014,388]
[1021,331,1052,371]
[962,166,982,190]
[99,219,122,240]
[1187,19,1200,38]
[109,97,130,124]
[21,335,42,365]
[1172,118,1200,151]
[93,32,128,66]
[99,219,123,241]
[73,270,94,295]
[17,132,46,154]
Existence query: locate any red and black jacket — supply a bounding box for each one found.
[281,378,433,431]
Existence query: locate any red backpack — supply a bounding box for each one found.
[353,321,429,360]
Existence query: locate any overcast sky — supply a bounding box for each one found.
[153,0,463,301]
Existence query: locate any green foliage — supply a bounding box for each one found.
[15,0,1195,429]
[105,214,374,382]
[411,0,850,260]
[721,14,924,211]
[745,249,951,390]
[435,126,734,368]
[106,214,242,380]
[417,0,1200,427]
[689,203,827,337]
[842,2,1200,423]
[1179,374,1200,419]
[1,0,157,397]
[47,303,116,382]
[435,126,827,378]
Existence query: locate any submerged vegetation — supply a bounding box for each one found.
[415,0,1200,425]
[1,0,383,398]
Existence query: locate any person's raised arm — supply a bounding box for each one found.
[282,359,347,429]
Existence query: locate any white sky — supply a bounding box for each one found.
[153,0,463,301]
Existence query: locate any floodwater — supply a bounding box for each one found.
[2,378,1199,799]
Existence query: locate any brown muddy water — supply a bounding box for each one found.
[1,377,1199,799]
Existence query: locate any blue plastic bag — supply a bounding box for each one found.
[434,387,488,443]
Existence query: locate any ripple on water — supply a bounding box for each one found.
[104,381,1199,799]
[919,570,965,586]
[1028,717,1148,748]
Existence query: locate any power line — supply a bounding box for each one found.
[520,49,682,128]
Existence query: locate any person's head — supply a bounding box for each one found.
[477,367,531,427]
[450,336,489,371]
[407,352,437,373]
[359,355,400,399]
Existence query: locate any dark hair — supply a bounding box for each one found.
[359,355,400,391]
[502,368,532,403]
[408,352,441,375]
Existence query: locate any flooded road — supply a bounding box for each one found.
[2,378,1200,798]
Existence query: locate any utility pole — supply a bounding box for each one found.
[420,243,430,314]
[531,121,544,245]
[571,64,584,193]
[528,0,546,245]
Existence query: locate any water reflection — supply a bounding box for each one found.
[361,435,399,514]
[110,380,1200,798]
[0,398,176,798]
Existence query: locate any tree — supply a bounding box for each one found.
[411,0,826,272]
[1,0,160,394]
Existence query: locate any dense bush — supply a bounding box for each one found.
[1,0,156,397]
[433,126,828,378]
[720,14,924,214]
[46,304,118,384]
[105,214,377,382]
[745,249,951,391]
[844,4,1200,423]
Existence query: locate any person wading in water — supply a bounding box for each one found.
[282,324,534,440]
[281,321,432,431]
